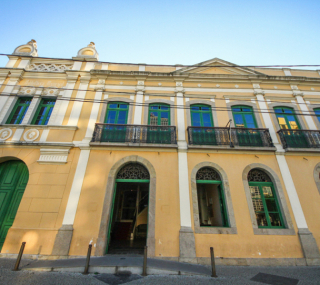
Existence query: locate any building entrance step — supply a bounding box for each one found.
[22,255,211,276]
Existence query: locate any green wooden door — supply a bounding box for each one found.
[232,106,262,146]
[190,105,216,145]
[0,161,29,251]
[274,107,308,148]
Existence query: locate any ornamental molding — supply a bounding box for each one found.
[37,148,70,164]
[42,88,60,96]
[74,42,99,61]
[13,39,38,57]
[0,128,13,141]
[18,86,36,95]
[293,91,304,97]
[253,90,265,96]
[290,85,299,90]
[23,129,39,142]
[252,83,260,89]
[26,63,73,72]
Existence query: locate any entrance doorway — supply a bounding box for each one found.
[106,163,150,254]
[0,160,29,251]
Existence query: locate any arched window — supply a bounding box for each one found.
[248,169,284,228]
[190,104,213,127]
[148,104,170,126]
[274,107,300,130]
[196,167,228,227]
[232,106,257,128]
[116,163,150,180]
[104,102,129,124]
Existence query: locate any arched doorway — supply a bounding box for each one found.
[0,160,29,251]
[107,163,150,254]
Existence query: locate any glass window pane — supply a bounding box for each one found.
[191,113,201,126]
[201,106,210,111]
[149,112,158,125]
[269,213,282,227]
[244,114,256,128]
[191,106,200,111]
[277,116,288,129]
[34,107,47,125]
[252,199,265,212]
[315,110,320,115]
[233,108,241,112]
[242,108,251,112]
[150,105,158,110]
[250,186,261,198]
[106,110,116,124]
[160,105,169,110]
[234,114,244,127]
[119,104,127,109]
[284,109,293,114]
[266,199,278,212]
[44,107,54,125]
[274,109,282,113]
[117,111,127,124]
[202,113,212,127]
[262,186,274,198]
[287,116,299,129]
[256,213,268,227]
[109,103,118,109]
[160,112,169,126]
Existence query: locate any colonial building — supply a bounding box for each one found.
[0,40,320,265]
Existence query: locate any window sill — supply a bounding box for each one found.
[195,226,237,234]
[188,145,276,152]
[284,147,320,153]
[90,142,178,148]
[253,228,295,235]
[1,124,78,130]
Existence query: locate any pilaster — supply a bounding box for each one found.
[133,80,144,124]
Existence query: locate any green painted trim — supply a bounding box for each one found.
[274,107,301,130]
[218,184,229,227]
[190,104,213,127]
[31,98,56,125]
[231,105,258,128]
[106,182,117,254]
[115,179,150,183]
[196,180,221,184]
[148,103,170,125]
[104,102,129,124]
[6,97,32,125]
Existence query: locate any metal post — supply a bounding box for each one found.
[142,246,148,276]
[83,244,92,275]
[210,247,217,278]
[13,242,26,271]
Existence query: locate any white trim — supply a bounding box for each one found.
[101,63,109,70]
[295,95,317,130]
[39,129,49,142]
[11,128,24,142]
[5,58,17,68]
[0,79,20,114]
[83,90,102,141]
[62,149,90,225]
[276,154,308,229]
[67,82,89,126]
[178,151,192,228]
[72,61,82,70]
[84,62,95,71]
[18,59,31,69]
[54,81,77,125]
[21,96,41,124]
[176,93,186,141]
[133,91,143,124]
[38,148,69,164]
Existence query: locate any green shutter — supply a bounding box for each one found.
[32,98,56,125]
[6,97,32,124]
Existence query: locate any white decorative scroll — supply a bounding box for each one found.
[19,87,36,95]
[26,63,73,72]
[38,148,70,164]
[23,129,40,142]
[0,128,13,141]
[42,88,60,96]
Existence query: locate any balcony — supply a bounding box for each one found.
[277,129,320,149]
[91,123,177,145]
[187,127,274,148]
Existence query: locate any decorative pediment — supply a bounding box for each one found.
[175,57,265,76]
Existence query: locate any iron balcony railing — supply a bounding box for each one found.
[277,129,320,149]
[91,123,177,145]
[187,127,274,147]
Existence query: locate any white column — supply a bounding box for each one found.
[21,89,42,124]
[62,149,90,225]
[18,59,31,69]
[276,154,308,229]
[67,79,90,126]
[83,89,103,142]
[133,81,144,124]
[294,92,317,130]
[54,79,77,125]
[84,62,95,71]
[5,57,18,68]
[72,61,82,70]
[176,83,192,228]
[254,89,310,230]
[0,78,20,113]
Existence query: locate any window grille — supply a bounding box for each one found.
[248,169,272,182]
[116,163,150,180]
[196,167,221,181]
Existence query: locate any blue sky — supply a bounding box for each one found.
[1,0,319,68]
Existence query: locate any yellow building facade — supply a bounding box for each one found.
[0,40,320,265]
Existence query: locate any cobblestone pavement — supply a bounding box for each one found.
[0,258,319,284]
